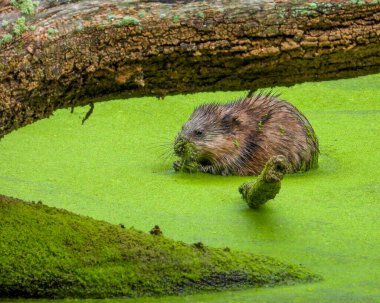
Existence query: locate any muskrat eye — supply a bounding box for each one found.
[194,130,203,136]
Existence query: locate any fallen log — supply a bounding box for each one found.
[0,0,379,138]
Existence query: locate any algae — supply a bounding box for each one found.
[13,17,28,36]
[173,138,201,173]
[1,20,9,27]
[172,15,180,23]
[0,195,318,298]
[257,120,263,131]
[233,139,240,149]
[196,12,205,18]
[10,0,39,15]
[138,10,146,18]
[0,34,13,46]
[47,27,58,35]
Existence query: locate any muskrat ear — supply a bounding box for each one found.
[222,114,241,129]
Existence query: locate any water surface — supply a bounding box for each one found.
[1,74,379,302]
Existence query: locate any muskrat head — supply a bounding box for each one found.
[174,104,243,173]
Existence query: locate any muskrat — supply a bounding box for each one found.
[173,93,319,176]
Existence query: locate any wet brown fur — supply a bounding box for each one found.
[174,93,319,176]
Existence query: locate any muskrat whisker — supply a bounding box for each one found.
[151,146,171,151]
[153,139,174,144]
[151,142,176,150]
[150,143,172,150]
[158,149,176,162]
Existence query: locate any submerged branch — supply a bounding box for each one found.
[239,155,288,209]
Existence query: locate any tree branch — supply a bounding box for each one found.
[1,0,379,138]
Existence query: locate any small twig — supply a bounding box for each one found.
[81,103,94,125]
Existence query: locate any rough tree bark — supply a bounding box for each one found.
[0,0,380,138]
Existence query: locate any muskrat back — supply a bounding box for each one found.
[173,93,319,176]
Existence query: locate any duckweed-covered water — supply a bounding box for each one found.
[1,74,379,302]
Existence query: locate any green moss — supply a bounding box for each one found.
[233,139,241,149]
[303,124,319,171]
[1,20,9,28]
[172,15,180,23]
[196,12,205,18]
[308,2,318,9]
[276,7,286,19]
[290,4,321,17]
[13,17,28,36]
[257,120,263,130]
[96,24,106,30]
[10,0,39,15]
[350,0,365,4]
[138,10,146,18]
[75,23,84,32]
[118,16,140,26]
[0,34,13,46]
[47,27,58,35]
[173,159,201,173]
[173,138,202,173]
[0,195,318,298]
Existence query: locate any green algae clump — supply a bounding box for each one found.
[10,0,39,15]
[0,34,13,46]
[0,195,319,299]
[13,17,28,36]
[173,139,202,173]
[239,155,288,209]
[118,16,140,26]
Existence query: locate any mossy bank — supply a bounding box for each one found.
[0,195,319,299]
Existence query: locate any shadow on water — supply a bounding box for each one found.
[237,203,288,244]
